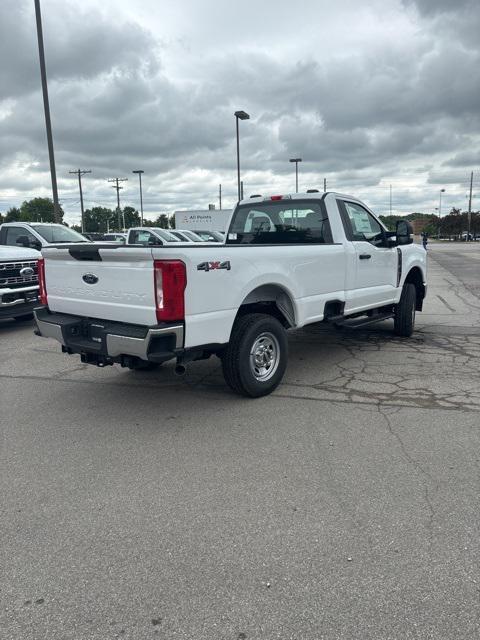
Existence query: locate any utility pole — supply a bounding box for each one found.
[467,171,473,242]
[240,180,244,200]
[323,178,327,193]
[69,169,91,233]
[219,184,222,210]
[34,0,61,223]
[108,177,128,230]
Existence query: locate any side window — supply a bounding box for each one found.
[6,227,37,246]
[130,230,158,245]
[343,202,384,246]
[228,202,331,245]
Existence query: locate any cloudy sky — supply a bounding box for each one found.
[0,0,479,225]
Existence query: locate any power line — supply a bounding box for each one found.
[69,169,91,233]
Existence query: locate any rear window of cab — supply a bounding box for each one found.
[227,200,332,244]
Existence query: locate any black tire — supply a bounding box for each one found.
[394,283,416,337]
[13,313,34,321]
[221,313,288,398]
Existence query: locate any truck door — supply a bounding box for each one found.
[338,200,398,312]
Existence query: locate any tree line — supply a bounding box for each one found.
[0,197,174,231]
[380,209,480,238]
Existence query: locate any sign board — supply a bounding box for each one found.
[174,210,232,232]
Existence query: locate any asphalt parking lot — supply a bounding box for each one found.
[1,243,480,640]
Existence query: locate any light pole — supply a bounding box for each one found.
[439,188,446,217]
[235,110,250,201]
[438,188,446,239]
[133,170,144,226]
[289,158,302,192]
[34,0,61,223]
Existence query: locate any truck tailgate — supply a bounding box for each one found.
[42,245,157,325]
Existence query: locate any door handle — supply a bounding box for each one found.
[359,254,371,260]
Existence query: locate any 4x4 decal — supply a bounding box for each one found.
[197,260,231,272]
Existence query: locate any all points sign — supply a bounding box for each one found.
[174,210,231,232]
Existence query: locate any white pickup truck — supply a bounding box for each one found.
[34,192,427,396]
[0,245,41,321]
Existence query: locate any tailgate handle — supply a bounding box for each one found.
[68,248,102,261]
[359,253,371,260]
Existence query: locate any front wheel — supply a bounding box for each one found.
[221,313,288,397]
[394,283,416,337]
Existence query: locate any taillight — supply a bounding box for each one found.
[37,258,48,305]
[154,260,187,322]
[270,195,284,201]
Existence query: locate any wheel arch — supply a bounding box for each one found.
[404,266,426,311]
[234,283,297,330]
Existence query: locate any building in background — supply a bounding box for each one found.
[174,209,232,232]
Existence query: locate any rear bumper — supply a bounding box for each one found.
[34,307,184,363]
[0,286,39,318]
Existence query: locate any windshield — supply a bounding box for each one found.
[194,230,223,242]
[171,231,189,241]
[31,224,89,243]
[153,229,181,242]
[227,200,330,244]
[182,230,203,242]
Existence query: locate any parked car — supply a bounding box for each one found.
[170,230,205,242]
[0,245,40,321]
[126,227,182,245]
[102,233,127,243]
[34,191,427,397]
[83,232,105,242]
[192,230,224,242]
[0,222,90,250]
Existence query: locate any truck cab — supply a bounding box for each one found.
[0,222,89,250]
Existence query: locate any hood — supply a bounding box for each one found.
[0,245,42,261]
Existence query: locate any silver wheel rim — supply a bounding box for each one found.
[249,332,280,382]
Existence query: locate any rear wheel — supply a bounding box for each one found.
[394,283,416,337]
[221,313,288,397]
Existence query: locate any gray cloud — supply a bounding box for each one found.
[0,0,479,223]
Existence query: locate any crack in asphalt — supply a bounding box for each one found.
[377,406,438,553]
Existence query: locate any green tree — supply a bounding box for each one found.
[378,215,404,231]
[440,209,463,239]
[155,214,170,229]
[122,206,141,229]
[19,197,64,223]
[84,207,116,233]
[5,206,21,222]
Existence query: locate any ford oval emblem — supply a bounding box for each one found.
[20,267,34,277]
[82,273,99,285]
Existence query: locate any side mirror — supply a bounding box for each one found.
[396,220,413,245]
[16,235,32,248]
[16,236,42,250]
